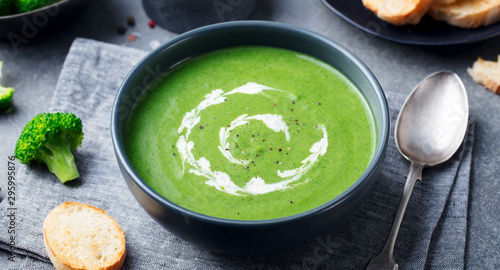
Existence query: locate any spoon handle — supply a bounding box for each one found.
[366,162,423,270]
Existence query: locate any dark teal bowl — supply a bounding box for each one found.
[111,21,389,256]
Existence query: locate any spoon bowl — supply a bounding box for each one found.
[396,71,469,166]
[366,71,468,270]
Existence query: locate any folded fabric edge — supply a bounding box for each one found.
[423,120,475,269]
[48,37,148,113]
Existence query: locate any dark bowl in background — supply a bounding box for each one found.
[111,21,390,256]
[141,0,258,33]
[0,0,89,38]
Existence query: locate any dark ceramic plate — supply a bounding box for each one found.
[0,0,89,38]
[321,0,500,46]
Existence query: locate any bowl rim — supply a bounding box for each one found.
[111,20,389,226]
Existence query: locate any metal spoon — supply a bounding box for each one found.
[366,71,469,270]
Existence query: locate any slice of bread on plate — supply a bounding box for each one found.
[429,0,500,28]
[362,0,435,25]
[467,56,500,94]
[433,0,457,5]
[43,202,126,270]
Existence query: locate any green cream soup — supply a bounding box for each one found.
[125,46,376,220]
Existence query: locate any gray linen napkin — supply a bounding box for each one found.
[0,38,473,269]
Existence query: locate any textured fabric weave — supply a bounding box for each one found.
[0,38,473,269]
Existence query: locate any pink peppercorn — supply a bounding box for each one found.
[148,20,155,28]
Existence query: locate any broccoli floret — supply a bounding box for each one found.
[0,85,14,110]
[0,0,14,16]
[15,112,84,183]
[13,0,58,14]
[0,61,14,111]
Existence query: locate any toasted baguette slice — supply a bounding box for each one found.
[433,0,457,5]
[43,202,126,270]
[467,56,500,94]
[429,0,500,28]
[362,0,435,25]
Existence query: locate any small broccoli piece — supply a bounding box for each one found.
[0,0,14,16]
[13,0,58,14]
[0,85,14,110]
[15,112,84,183]
[0,61,14,111]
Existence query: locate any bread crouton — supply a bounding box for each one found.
[467,56,500,94]
[362,0,435,25]
[429,0,500,28]
[43,202,126,270]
